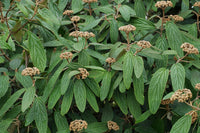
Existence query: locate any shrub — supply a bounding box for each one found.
[0,0,200,132]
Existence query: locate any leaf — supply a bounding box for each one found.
[133,74,144,105]
[61,70,80,95]
[135,110,152,124]
[86,88,99,112]
[22,86,35,112]
[42,61,68,102]
[0,119,13,132]
[0,74,9,99]
[119,81,126,93]
[148,68,169,114]
[133,55,144,78]
[170,115,192,133]
[101,103,113,122]
[72,0,83,13]
[85,122,108,133]
[134,0,146,18]
[34,97,48,133]
[28,31,47,72]
[166,22,183,56]
[123,51,134,89]
[127,89,141,120]
[100,71,112,101]
[110,19,119,43]
[58,0,69,11]
[119,5,130,21]
[132,17,156,30]
[61,83,73,115]
[73,80,86,112]
[170,63,185,91]
[15,71,32,88]
[84,78,100,97]
[54,111,69,131]
[190,70,200,88]
[0,89,25,117]
[84,66,106,71]
[78,50,90,66]
[48,82,61,109]
[162,50,177,55]
[114,90,128,114]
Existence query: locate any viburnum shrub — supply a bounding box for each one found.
[1,0,200,132]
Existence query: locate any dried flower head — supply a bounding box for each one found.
[63,10,73,15]
[170,89,192,103]
[155,1,173,8]
[69,31,81,38]
[106,57,116,64]
[137,40,152,48]
[107,121,119,131]
[69,120,88,132]
[79,31,95,39]
[71,16,80,22]
[185,110,198,124]
[82,0,98,3]
[194,2,200,7]
[161,99,173,105]
[21,67,40,76]
[195,83,200,90]
[169,15,184,22]
[119,24,136,33]
[60,52,73,60]
[75,68,89,79]
[181,43,199,54]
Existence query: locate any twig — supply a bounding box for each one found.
[176,53,189,63]
[160,8,165,37]
[0,48,11,61]
[134,48,144,56]
[88,2,92,16]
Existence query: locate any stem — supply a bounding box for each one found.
[160,8,165,37]
[84,38,88,49]
[176,52,189,63]
[31,76,35,86]
[0,48,11,61]
[25,50,29,67]
[126,32,131,51]
[185,102,200,111]
[134,48,144,56]
[88,2,92,16]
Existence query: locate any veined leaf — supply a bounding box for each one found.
[148,68,169,114]
[22,86,35,112]
[135,110,151,124]
[133,55,144,78]
[133,74,144,105]
[100,71,112,101]
[61,70,80,95]
[74,80,86,112]
[0,119,13,132]
[114,90,128,114]
[28,31,47,72]
[110,19,119,43]
[0,74,9,99]
[15,71,32,88]
[54,111,69,131]
[48,82,61,109]
[72,0,83,13]
[86,88,99,112]
[85,122,108,133]
[170,115,192,133]
[170,63,185,91]
[84,78,100,97]
[123,51,134,89]
[0,89,25,117]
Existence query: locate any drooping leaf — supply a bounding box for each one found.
[170,115,192,133]
[170,63,185,91]
[134,0,146,18]
[110,19,119,43]
[0,119,13,132]
[34,97,48,133]
[148,68,169,114]
[101,103,113,122]
[28,31,47,72]
[54,111,69,131]
[123,51,134,89]
[22,86,35,112]
[15,71,32,88]
[133,55,144,78]
[73,80,86,112]
[100,71,112,101]
[72,0,83,13]
[86,88,99,112]
[85,122,108,133]
[114,90,128,114]
[0,74,9,99]
[0,89,25,117]
[135,110,152,124]
[133,74,144,105]
[166,22,183,56]
[84,78,100,97]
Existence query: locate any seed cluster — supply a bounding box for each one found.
[119,24,136,33]
[106,57,116,64]
[75,68,89,79]
[63,10,73,15]
[169,15,184,22]
[195,83,200,90]
[155,1,173,8]
[21,67,40,76]
[69,31,95,39]
[82,0,98,3]
[60,52,73,60]
[161,99,173,105]
[170,89,192,102]
[180,43,199,55]
[137,40,152,48]
[107,121,120,131]
[194,2,200,7]
[71,16,80,22]
[185,111,198,124]
[69,120,88,132]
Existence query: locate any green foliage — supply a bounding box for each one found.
[0,0,200,132]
